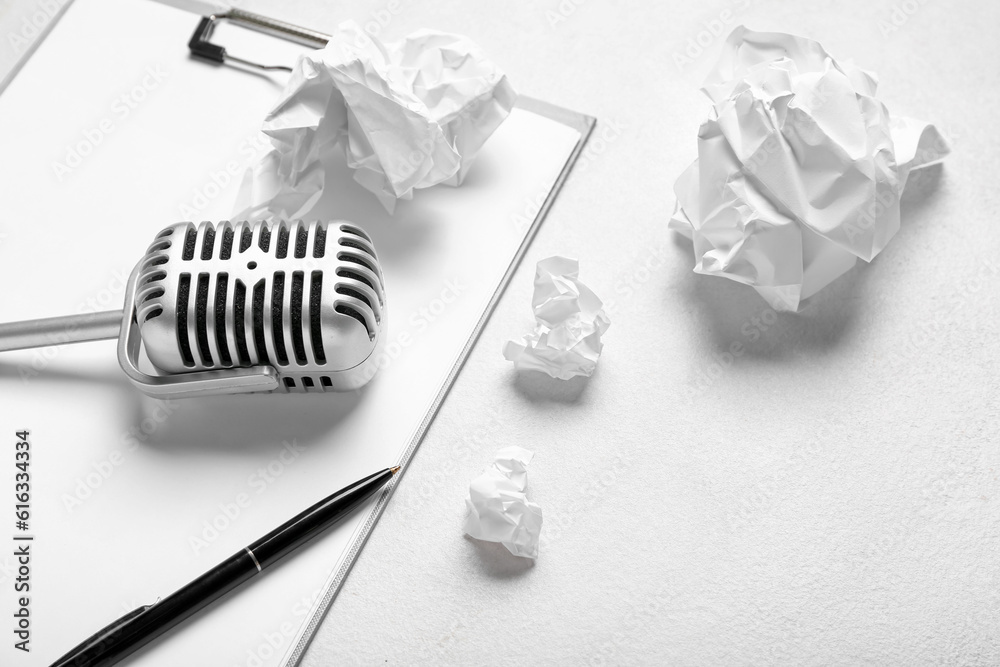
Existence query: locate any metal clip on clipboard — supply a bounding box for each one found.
[188,9,331,71]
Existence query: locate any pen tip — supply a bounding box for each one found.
[390,466,401,475]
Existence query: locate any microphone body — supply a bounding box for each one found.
[0,220,387,397]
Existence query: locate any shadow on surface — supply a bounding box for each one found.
[309,154,439,269]
[671,164,947,361]
[897,163,946,236]
[136,387,365,454]
[0,360,366,453]
[0,362,146,418]
[463,534,535,579]
[450,149,503,189]
[510,368,591,404]
[203,57,289,90]
[0,360,131,388]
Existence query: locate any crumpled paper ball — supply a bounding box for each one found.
[463,446,542,559]
[235,20,516,217]
[503,256,610,380]
[670,26,950,311]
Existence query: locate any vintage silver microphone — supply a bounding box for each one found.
[0,220,386,398]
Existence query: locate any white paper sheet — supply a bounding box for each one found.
[0,1,590,665]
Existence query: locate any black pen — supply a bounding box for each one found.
[52,465,401,667]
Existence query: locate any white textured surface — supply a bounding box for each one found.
[7,0,998,664]
[273,1,998,665]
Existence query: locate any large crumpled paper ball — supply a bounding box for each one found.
[670,26,949,311]
[236,20,516,217]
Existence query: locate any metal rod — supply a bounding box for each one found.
[0,310,122,352]
[223,9,330,49]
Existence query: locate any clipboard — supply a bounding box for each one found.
[0,0,594,665]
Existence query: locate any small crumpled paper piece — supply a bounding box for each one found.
[234,20,516,217]
[503,256,611,380]
[463,446,542,559]
[670,26,950,311]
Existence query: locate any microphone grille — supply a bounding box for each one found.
[134,220,386,392]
